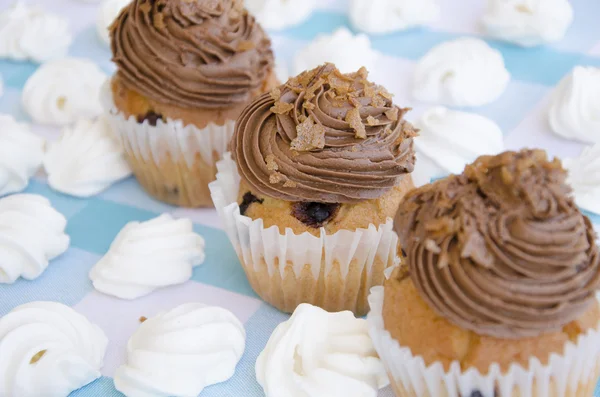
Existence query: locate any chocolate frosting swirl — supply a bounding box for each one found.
[110,0,274,109]
[394,150,600,339]
[231,64,417,203]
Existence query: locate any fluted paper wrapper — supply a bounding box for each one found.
[209,153,399,315]
[367,286,600,397]
[102,81,234,207]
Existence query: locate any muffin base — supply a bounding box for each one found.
[107,74,278,207]
[367,284,600,397]
[241,254,387,316]
[126,149,218,207]
[238,175,415,236]
[387,368,600,397]
[382,271,600,373]
[209,153,402,316]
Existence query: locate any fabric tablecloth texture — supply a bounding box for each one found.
[0,0,599,396]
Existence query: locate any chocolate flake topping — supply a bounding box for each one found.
[394,149,600,339]
[265,154,278,171]
[231,63,417,203]
[270,101,294,115]
[290,116,326,151]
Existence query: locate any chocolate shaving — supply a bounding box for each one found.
[305,78,325,101]
[154,13,166,29]
[327,71,353,96]
[349,95,361,108]
[271,101,294,115]
[291,116,325,151]
[379,87,394,100]
[346,108,366,139]
[357,66,368,80]
[237,40,255,51]
[402,122,419,139]
[303,102,315,110]
[371,94,386,108]
[269,172,286,184]
[269,87,281,101]
[385,108,399,122]
[265,154,278,171]
[425,239,442,254]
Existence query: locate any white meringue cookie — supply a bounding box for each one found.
[293,28,378,75]
[482,0,573,47]
[96,0,130,46]
[22,58,107,126]
[245,0,317,30]
[548,66,600,144]
[44,116,132,197]
[412,107,504,187]
[413,38,510,107]
[114,303,245,397]
[349,0,440,34]
[0,194,70,284]
[0,301,108,397]
[89,214,205,299]
[564,144,600,215]
[256,303,389,397]
[0,114,45,197]
[0,1,71,63]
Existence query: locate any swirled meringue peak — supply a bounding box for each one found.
[0,301,108,397]
[0,194,70,284]
[44,116,132,197]
[245,0,317,30]
[482,0,573,47]
[0,2,72,63]
[349,0,440,35]
[96,0,130,46]
[293,28,379,75]
[548,66,600,144]
[394,149,600,339]
[114,303,245,397]
[110,0,274,109]
[413,38,510,107]
[412,107,504,187]
[256,303,388,397]
[22,58,107,126]
[564,144,600,215]
[231,63,417,203]
[89,214,206,299]
[0,114,45,197]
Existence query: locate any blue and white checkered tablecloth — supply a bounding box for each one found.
[1,0,599,396]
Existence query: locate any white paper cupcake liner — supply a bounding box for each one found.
[101,80,234,167]
[209,153,399,281]
[367,286,600,397]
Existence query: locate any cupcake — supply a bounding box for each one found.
[368,149,600,396]
[105,0,276,207]
[210,63,417,315]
